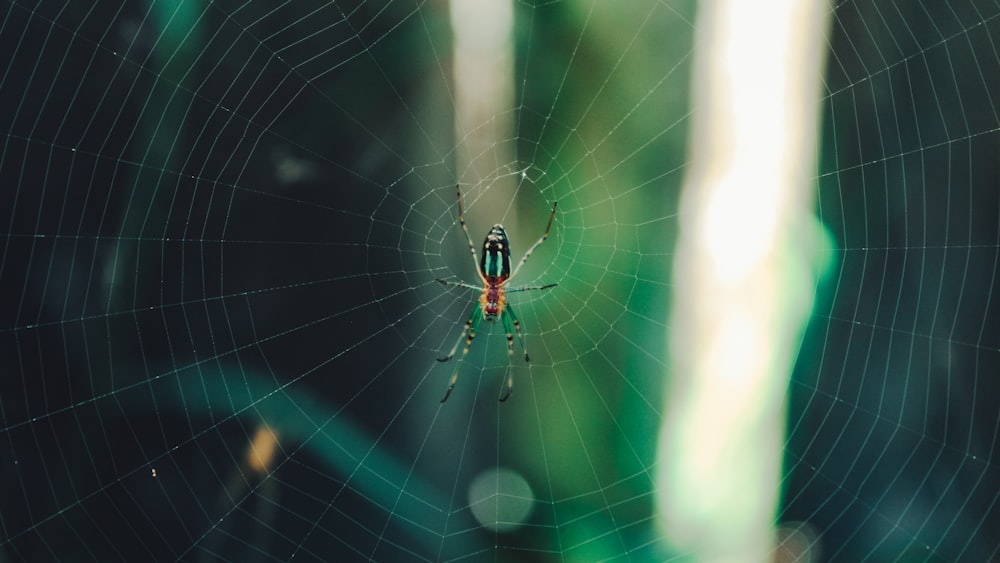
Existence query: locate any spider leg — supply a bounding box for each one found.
[438,305,483,402]
[498,310,527,402]
[454,184,487,284]
[436,278,481,291]
[506,283,557,293]
[499,371,514,403]
[503,303,531,363]
[508,200,557,281]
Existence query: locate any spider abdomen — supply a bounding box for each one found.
[481,225,512,279]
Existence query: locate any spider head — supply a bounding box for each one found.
[480,224,511,281]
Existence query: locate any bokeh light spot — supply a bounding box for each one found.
[468,467,534,532]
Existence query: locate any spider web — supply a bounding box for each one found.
[1,0,998,561]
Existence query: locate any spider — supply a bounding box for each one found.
[436,184,558,403]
